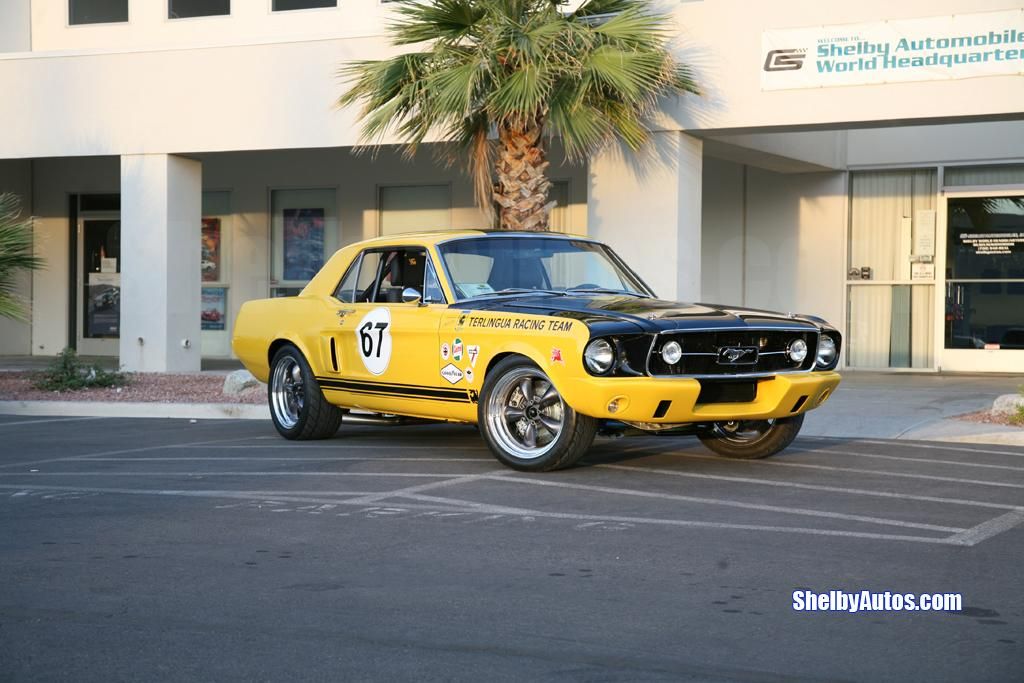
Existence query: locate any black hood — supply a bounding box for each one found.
[455,294,827,335]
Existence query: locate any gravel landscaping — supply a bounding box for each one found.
[0,371,264,404]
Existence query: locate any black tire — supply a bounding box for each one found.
[268,344,343,440]
[478,356,597,472]
[697,415,804,459]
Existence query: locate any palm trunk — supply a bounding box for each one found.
[493,123,552,231]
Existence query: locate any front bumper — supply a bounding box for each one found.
[559,372,841,423]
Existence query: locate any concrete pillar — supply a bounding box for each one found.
[588,131,702,302]
[119,154,202,372]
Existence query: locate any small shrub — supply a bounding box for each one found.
[33,347,129,392]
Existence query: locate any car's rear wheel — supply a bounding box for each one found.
[269,344,343,440]
[478,357,596,472]
[697,415,803,459]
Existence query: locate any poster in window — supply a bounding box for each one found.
[201,287,227,331]
[201,218,222,282]
[87,273,121,338]
[283,208,325,281]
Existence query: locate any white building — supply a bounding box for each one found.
[0,0,1022,374]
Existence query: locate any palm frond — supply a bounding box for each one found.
[337,0,700,224]
[0,193,43,321]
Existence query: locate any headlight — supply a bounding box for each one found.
[788,338,808,363]
[661,340,683,365]
[816,335,837,368]
[583,339,615,374]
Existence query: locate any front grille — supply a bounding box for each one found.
[648,328,819,377]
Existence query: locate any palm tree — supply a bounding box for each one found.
[0,193,43,321]
[339,0,698,231]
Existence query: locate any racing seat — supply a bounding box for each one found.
[377,251,426,303]
[487,256,550,292]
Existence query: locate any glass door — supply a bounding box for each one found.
[939,191,1024,372]
[77,216,121,356]
[846,170,937,370]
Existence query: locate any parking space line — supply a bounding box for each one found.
[620,448,1024,489]
[799,437,1024,458]
[77,457,494,462]
[189,444,488,451]
[480,475,965,533]
[0,417,103,428]
[0,484,479,513]
[342,470,511,506]
[0,435,278,470]
[945,509,1024,547]
[797,448,1024,472]
[0,471,472,478]
[0,483,956,545]
[598,464,1019,511]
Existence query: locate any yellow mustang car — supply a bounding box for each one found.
[233,231,841,471]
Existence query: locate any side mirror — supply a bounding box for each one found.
[401,287,422,305]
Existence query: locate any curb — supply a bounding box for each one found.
[0,400,268,421]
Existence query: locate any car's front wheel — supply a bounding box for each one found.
[697,415,804,459]
[268,344,343,440]
[478,357,597,472]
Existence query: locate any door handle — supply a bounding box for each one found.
[336,309,355,320]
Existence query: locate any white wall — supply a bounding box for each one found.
[0,159,33,354]
[0,0,31,52]
[2,1,1023,161]
[847,121,1024,168]
[701,157,848,332]
[31,0,392,52]
[743,168,848,331]
[701,157,745,306]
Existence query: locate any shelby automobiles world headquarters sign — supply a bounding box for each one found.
[763,7,1024,90]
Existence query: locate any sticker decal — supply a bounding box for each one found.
[356,307,392,375]
[551,348,564,364]
[464,367,475,384]
[440,363,463,384]
[452,338,464,361]
[467,345,480,367]
[441,342,450,360]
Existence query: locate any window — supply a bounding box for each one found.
[354,252,383,303]
[70,0,128,25]
[272,0,337,11]
[846,169,937,369]
[379,185,451,236]
[945,196,1024,349]
[437,236,647,300]
[169,0,230,19]
[337,248,442,304]
[270,188,339,296]
[334,259,361,303]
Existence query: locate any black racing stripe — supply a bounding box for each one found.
[323,386,469,404]
[317,376,465,392]
[317,377,471,402]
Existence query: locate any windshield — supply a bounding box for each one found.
[437,236,650,300]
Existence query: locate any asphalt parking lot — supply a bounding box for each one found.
[1,416,1022,682]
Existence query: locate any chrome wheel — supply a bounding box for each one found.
[711,419,776,445]
[485,367,564,460]
[270,356,305,429]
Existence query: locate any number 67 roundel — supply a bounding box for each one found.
[356,307,392,375]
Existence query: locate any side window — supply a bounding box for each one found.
[423,259,445,304]
[354,252,383,303]
[333,257,361,303]
[373,249,428,303]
